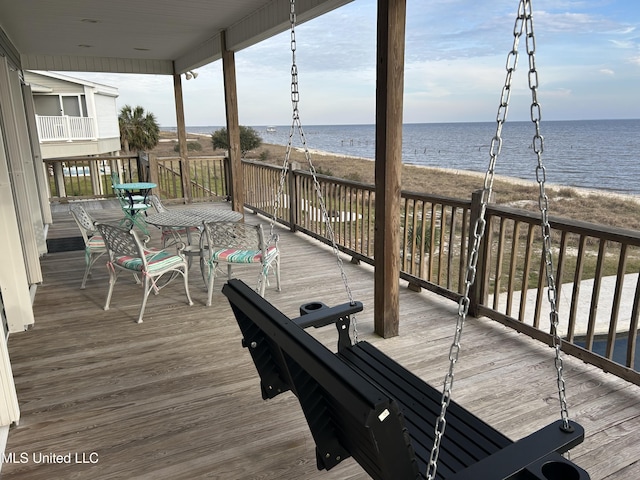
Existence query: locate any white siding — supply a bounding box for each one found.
[22,55,174,75]
[0,57,43,286]
[0,301,20,428]
[22,83,52,225]
[94,93,120,139]
[23,72,84,95]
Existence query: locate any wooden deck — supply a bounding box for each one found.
[3,201,640,479]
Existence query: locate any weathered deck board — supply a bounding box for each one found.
[3,201,639,479]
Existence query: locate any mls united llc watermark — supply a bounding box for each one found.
[2,451,99,464]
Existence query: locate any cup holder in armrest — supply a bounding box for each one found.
[525,452,590,480]
[541,460,583,480]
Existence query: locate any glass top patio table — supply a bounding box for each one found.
[145,207,243,230]
[146,207,244,271]
[113,182,157,191]
[113,182,157,206]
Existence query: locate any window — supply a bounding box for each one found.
[33,94,87,117]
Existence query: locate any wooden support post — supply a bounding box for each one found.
[468,190,490,318]
[172,66,192,203]
[222,32,244,214]
[374,0,406,338]
[147,153,159,195]
[53,162,66,197]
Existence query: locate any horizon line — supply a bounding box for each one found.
[161,118,640,128]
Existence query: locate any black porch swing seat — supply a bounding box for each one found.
[223,279,589,480]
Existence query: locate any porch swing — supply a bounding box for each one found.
[222,1,589,479]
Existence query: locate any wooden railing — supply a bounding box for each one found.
[44,153,228,202]
[149,155,228,201]
[242,159,640,385]
[45,154,143,199]
[476,202,640,384]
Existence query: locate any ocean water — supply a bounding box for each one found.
[171,119,640,195]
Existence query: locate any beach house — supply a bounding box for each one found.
[25,70,120,160]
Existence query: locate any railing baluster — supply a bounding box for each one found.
[533,252,546,329]
[607,244,628,359]
[519,225,535,322]
[410,198,419,275]
[419,201,428,281]
[506,221,521,317]
[586,240,607,350]
[402,197,410,273]
[438,204,447,286]
[459,206,469,295]
[556,231,569,336]
[428,203,436,283]
[628,274,640,369]
[447,207,457,291]
[493,218,507,311]
[569,235,588,345]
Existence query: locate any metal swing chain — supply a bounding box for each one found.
[269,0,358,339]
[427,2,572,477]
[523,0,571,431]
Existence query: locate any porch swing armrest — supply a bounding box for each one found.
[293,301,363,329]
[294,301,363,351]
[447,419,588,480]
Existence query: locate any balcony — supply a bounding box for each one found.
[35,115,96,142]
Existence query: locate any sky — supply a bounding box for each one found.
[66,0,640,127]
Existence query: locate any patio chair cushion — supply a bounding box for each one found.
[114,248,186,273]
[210,245,278,264]
[86,235,105,251]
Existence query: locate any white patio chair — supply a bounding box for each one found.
[96,222,193,323]
[200,221,280,306]
[69,204,107,289]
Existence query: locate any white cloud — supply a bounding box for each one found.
[610,39,636,48]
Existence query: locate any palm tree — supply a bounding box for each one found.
[118,105,160,153]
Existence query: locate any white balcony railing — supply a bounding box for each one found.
[35,115,96,142]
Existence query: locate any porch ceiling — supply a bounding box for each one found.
[0,0,352,75]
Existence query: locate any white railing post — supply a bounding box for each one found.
[63,115,72,142]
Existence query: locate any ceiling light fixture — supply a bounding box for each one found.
[185,70,198,80]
